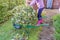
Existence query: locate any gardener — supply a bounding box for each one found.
[26,0,44,26]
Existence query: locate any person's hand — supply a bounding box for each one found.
[27,0,31,5]
[32,3,38,11]
[26,0,31,6]
[28,1,31,4]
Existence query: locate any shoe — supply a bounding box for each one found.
[36,19,43,26]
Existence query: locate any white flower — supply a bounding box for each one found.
[11,39,14,40]
[16,33,19,36]
[18,20,20,22]
[22,21,24,23]
[28,13,31,16]
[11,18,14,21]
[16,20,19,23]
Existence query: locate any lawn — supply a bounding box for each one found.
[0,20,41,40]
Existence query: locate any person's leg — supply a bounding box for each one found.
[38,8,44,20]
[36,8,44,26]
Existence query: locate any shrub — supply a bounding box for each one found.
[53,14,60,40]
[0,3,12,23]
[11,5,37,26]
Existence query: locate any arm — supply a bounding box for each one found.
[30,0,36,6]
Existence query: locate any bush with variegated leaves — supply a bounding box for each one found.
[11,5,37,26]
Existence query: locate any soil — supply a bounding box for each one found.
[39,9,59,40]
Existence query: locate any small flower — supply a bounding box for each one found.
[11,18,14,21]
[22,21,24,23]
[16,33,19,36]
[11,39,14,40]
[18,20,20,22]
[28,13,31,16]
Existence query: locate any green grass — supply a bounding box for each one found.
[53,14,60,40]
[0,20,41,40]
[0,20,16,40]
